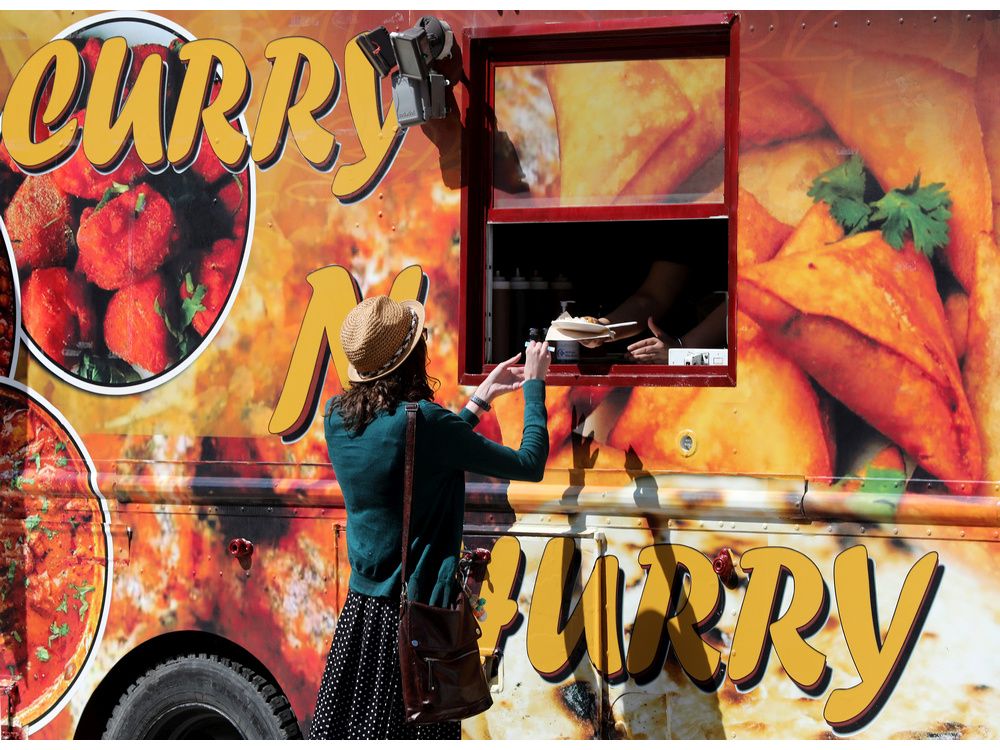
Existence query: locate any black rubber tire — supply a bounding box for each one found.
[101,652,302,740]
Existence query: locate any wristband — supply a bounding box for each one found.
[470,394,491,412]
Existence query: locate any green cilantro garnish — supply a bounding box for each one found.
[869,174,952,258]
[41,499,49,512]
[35,646,50,662]
[56,456,68,467]
[77,352,141,385]
[807,154,874,235]
[55,442,66,452]
[6,561,14,581]
[31,452,40,471]
[49,621,69,645]
[56,594,68,613]
[181,275,208,328]
[808,157,953,259]
[155,294,202,359]
[95,182,130,211]
[71,582,96,619]
[69,516,80,531]
[25,515,41,532]
[134,191,147,218]
[42,526,57,540]
[11,630,21,644]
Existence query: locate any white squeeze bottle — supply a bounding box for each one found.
[555,300,580,363]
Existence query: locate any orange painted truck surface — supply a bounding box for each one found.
[0,8,998,740]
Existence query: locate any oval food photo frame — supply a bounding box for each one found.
[3,10,255,395]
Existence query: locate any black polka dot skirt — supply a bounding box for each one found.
[309,588,462,740]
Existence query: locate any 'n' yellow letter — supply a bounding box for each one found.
[4,39,82,171]
[824,546,941,733]
[331,36,405,203]
[269,265,425,442]
[729,547,829,694]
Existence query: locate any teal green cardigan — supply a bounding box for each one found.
[324,379,548,605]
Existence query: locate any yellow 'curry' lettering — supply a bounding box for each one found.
[2,36,397,195]
[268,265,424,442]
[3,39,82,171]
[252,37,340,170]
[824,546,940,732]
[475,536,523,659]
[84,37,166,170]
[168,39,250,170]
[729,547,829,693]
[626,544,724,688]
[470,539,940,734]
[526,537,625,681]
[330,37,406,203]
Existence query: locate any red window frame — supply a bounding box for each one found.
[459,13,740,387]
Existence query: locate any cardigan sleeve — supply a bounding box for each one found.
[425,380,548,482]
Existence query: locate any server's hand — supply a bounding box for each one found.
[523,341,551,382]
[626,317,673,364]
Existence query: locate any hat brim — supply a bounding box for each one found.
[347,300,426,383]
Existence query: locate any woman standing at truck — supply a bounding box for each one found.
[309,295,550,740]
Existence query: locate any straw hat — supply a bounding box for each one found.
[341,296,426,382]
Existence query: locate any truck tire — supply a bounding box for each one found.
[102,653,302,740]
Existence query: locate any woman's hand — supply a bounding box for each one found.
[474,352,525,405]
[523,341,551,382]
[626,317,674,364]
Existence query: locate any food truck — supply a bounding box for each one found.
[0,7,998,740]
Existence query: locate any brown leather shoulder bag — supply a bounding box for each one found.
[397,403,493,724]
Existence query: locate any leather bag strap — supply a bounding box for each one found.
[400,403,418,602]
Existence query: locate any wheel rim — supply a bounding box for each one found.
[145,703,246,740]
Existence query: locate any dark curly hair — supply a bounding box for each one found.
[327,337,439,434]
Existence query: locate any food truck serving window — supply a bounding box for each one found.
[459,14,739,387]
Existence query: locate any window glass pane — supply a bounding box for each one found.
[493,58,726,208]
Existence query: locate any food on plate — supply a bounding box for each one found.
[4,174,72,270]
[608,313,835,477]
[740,61,825,146]
[737,188,793,266]
[740,231,981,492]
[181,238,241,336]
[763,40,991,290]
[216,172,250,243]
[50,110,146,199]
[0,243,15,376]
[0,32,251,387]
[545,60,693,201]
[22,268,96,370]
[961,234,1000,482]
[0,384,107,726]
[103,273,176,374]
[739,138,843,226]
[76,185,180,290]
[621,58,725,201]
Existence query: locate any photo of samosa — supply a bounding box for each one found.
[762,39,992,290]
[545,60,693,202]
[741,232,982,492]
